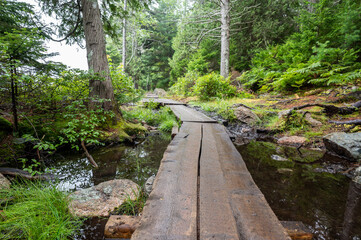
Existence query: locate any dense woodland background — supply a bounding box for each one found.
[0,0,361,162]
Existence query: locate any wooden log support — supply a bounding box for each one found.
[132,122,201,240]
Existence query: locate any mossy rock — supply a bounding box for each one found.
[0,117,12,132]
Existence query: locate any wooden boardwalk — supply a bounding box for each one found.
[132,98,290,240]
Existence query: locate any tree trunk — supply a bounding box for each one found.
[122,0,127,71]
[220,0,230,78]
[81,0,115,111]
[10,64,18,132]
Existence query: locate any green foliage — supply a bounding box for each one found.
[59,99,114,151]
[109,57,143,104]
[18,158,42,176]
[193,72,237,101]
[190,99,237,122]
[0,182,82,240]
[123,106,178,132]
[114,188,146,216]
[169,71,198,97]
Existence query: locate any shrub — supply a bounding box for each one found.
[0,182,82,240]
[193,72,237,101]
[169,71,198,97]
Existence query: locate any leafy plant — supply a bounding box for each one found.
[193,72,237,100]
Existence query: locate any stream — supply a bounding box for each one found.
[47,132,171,239]
[46,132,360,239]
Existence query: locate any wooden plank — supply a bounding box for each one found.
[141,98,185,105]
[199,124,240,240]
[131,122,201,240]
[169,105,217,123]
[201,123,291,240]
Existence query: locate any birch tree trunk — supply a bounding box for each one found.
[81,0,115,111]
[220,0,230,78]
[122,0,127,71]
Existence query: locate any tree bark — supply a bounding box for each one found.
[122,0,127,71]
[10,64,18,132]
[81,0,115,111]
[220,0,230,78]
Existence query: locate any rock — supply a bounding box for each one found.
[278,110,292,119]
[354,176,361,184]
[354,166,361,176]
[304,112,322,127]
[277,136,307,146]
[277,168,293,174]
[144,175,155,195]
[104,215,140,239]
[323,132,361,161]
[271,155,289,162]
[233,106,260,125]
[153,88,167,97]
[69,179,139,217]
[0,173,10,189]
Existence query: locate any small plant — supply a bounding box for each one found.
[18,158,42,176]
[0,182,82,240]
[113,188,147,216]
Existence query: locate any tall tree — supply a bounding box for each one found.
[220,0,230,78]
[81,0,115,111]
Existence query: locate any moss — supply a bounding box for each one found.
[123,122,147,136]
[0,117,12,132]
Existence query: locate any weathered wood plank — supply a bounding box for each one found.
[169,105,217,123]
[131,122,201,240]
[141,98,185,105]
[201,123,291,240]
[199,124,240,240]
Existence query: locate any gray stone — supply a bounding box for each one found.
[271,155,289,162]
[69,179,139,217]
[278,110,292,119]
[323,132,361,161]
[153,88,167,97]
[233,106,260,125]
[0,173,10,189]
[144,175,155,195]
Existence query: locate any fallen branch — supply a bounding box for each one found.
[0,168,54,180]
[81,140,98,168]
[329,119,361,126]
[286,103,357,117]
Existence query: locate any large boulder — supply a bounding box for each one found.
[323,132,361,161]
[0,173,10,189]
[104,215,140,239]
[233,105,260,125]
[69,179,139,217]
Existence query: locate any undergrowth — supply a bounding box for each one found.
[0,181,82,240]
[113,188,147,216]
[123,106,179,132]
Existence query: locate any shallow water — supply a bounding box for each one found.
[47,132,171,240]
[237,141,361,240]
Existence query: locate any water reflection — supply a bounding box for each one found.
[341,181,361,240]
[236,141,361,240]
[48,133,171,192]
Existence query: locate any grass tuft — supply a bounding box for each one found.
[0,181,82,240]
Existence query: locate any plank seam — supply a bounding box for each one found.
[197,124,203,240]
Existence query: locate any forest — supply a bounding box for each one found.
[0,0,361,239]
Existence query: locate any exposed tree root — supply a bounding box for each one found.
[81,140,99,168]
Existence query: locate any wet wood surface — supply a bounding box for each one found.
[132,98,291,240]
[169,105,217,123]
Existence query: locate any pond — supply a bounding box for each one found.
[47,132,171,240]
[237,141,361,240]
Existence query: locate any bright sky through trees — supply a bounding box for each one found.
[22,0,88,70]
